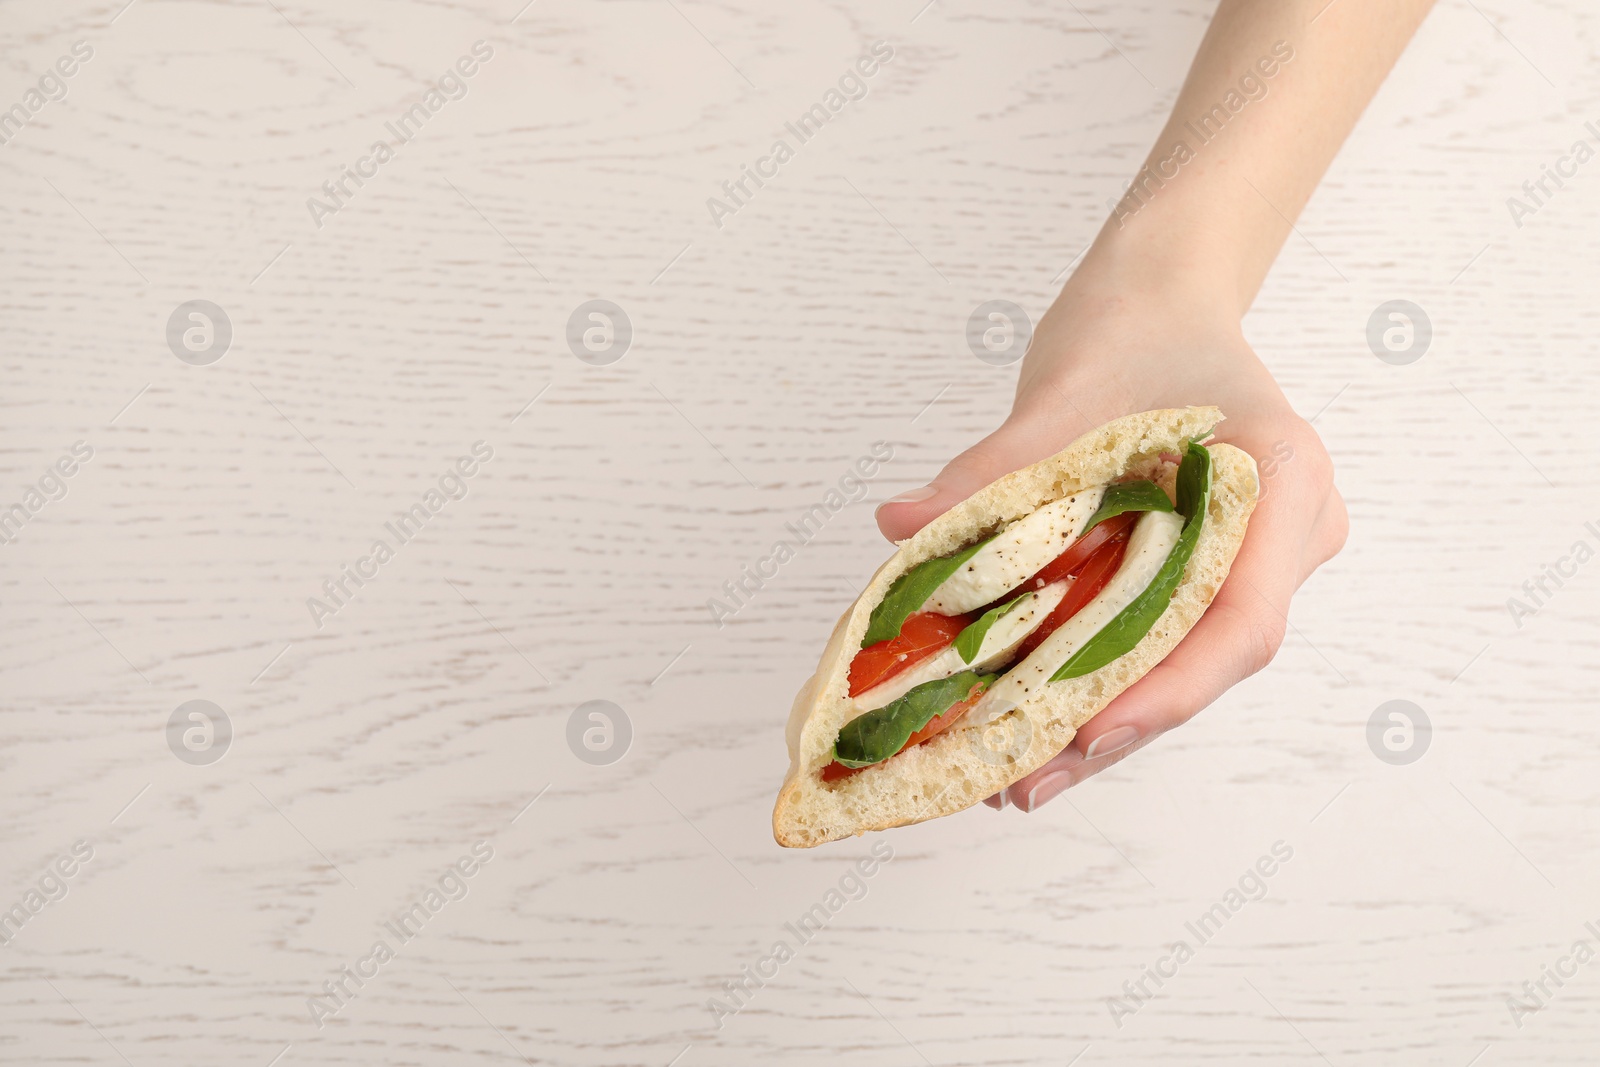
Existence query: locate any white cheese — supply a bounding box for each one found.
[853,581,1070,712]
[965,580,1070,672]
[970,509,1184,725]
[922,487,1106,615]
[853,647,965,713]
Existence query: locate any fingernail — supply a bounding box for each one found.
[1084,725,1140,760]
[983,792,1006,810]
[877,485,938,513]
[1023,769,1076,813]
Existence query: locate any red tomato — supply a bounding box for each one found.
[1028,511,1137,589]
[820,760,863,782]
[1012,528,1129,660]
[904,683,989,748]
[820,680,991,782]
[847,612,967,698]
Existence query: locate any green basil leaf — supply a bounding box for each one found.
[862,536,992,647]
[952,593,1032,664]
[833,671,996,768]
[1081,480,1174,536]
[1175,438,1209,517]
[1049,442,1212,682]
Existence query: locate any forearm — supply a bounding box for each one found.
[883,2,1373,800]
[1076,0,1437,317]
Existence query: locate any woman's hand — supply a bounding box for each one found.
[869,0,1439,810]
[875,268,1348,811]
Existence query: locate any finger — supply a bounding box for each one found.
[1004,597,1287,811]
[875,412,1083,543]
[874,425,1025,543]
[1005,457,1318,811]
[1300,484,1348,577]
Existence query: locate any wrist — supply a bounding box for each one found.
[1015,221,1267,417]
[1071,208,1253,324]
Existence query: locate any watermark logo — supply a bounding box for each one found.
[1109,41,1294,227]
[1366,300,1430,365]
[707,841,893,1028]
[0,40,93,147]
[1506,121,1600,230]
[566,300,632,366]
[705,42,895,230]
[306,842,494,1027]
[567,700,631,766]
[1366,699,1430,766]
[1507,921,1600,1029]
[1107,840,1295,1027]
[306,42,494,230]
[969,705,1032,765]
[1256,439,1295,502]
[966,300,1032,366]
[307,442,494,629]
[707,442,893,627]
[1506,521,1600,629]
[167,700,232,765]
[0,840,94,947]
[0,441,94,547]
[167,300,232,366]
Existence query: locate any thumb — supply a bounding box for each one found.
[875,420,1048,542]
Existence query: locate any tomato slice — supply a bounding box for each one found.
[825,507,1148,784]
[820,760,863,782]
[820,680,991,782]
[903,684,988,748]
[1012,528,1129,661]
[1028,511,1137,590]
[848,612,967,698]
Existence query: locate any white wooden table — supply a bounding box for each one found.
[3,1,1598,1063]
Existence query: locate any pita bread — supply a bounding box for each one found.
[773,406,1258,848]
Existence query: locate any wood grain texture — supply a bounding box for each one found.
[2,0,1599,1063]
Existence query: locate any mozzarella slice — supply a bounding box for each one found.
[970,509,1184,726]
[853,581,1071,712]
[965,580,1070,671]
[853,647,966,713]
[922,488,1105,615]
